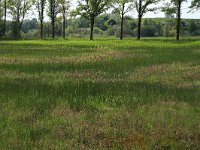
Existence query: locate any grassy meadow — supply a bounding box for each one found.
[0,38,199,149]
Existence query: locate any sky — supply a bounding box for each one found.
[29,0,199,20]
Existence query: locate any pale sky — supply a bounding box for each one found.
[28,0,199,20]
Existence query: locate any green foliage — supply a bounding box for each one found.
[0,0,4,39]
[21,29,39,39]
[189,20,200,36]
[35,0,46,22]
[95,14,109,31]
[7,0,34,39]
[162,0,187,16]
[0,22,3,38]
[141,25,156,36]
[0,0,4,38]
[74,0,113,40]
[112,0,134,17]
[21,19,39,33]
[9,18,200,39]
[190,0,200,10]
[0,0,2,19]
[2,15,200,39]
[134,0,160,16]
[75,0,112,20]
[47,0,59,20]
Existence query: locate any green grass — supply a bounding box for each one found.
[0,38,199,149]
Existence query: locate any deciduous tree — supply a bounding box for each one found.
[190,0,200,10]
[0,0,2,20]
[8,0,33,39]
[163,0,187,40]
[35,0,46,39]
[58,0,70,38]
[47,0,59,38]
[3,0,6,36]
[134,0,160,40]
[0,0,7,36]
[0,0,3,37]
[75,0,111,40]
[112,0,133,40]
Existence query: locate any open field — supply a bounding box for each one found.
[0,38,199,149]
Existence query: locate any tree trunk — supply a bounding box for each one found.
[90,15,95,40]
[137,15,142,40]
[52,17,55,38]
[137,0,142,40]
[48,25,50,37]
[3,0,6,36]
[120,15,124,40]
[120,3,125,40]
[16,11,21,39]
[40,20,44,39]
[40,7,44,39]
[176,0,181,41]
[16,22,20,39]
[63,12,66,38]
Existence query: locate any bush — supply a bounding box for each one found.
[21,29,39,39]
[93,27,104,35]
[141,26,156,37]
[107,25,118,36]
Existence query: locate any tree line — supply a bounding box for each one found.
[0,0,200,40]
